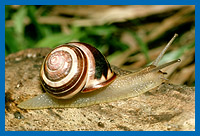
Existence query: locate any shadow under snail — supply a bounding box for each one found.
[18,34,181,109]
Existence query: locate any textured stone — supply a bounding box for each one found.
[5,48,195,131]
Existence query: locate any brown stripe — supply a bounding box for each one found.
[44,50,72,81]
[43,45,82,89]
[71,42,111,80]
[40,45,88,98]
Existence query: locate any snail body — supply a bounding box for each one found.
[18,34,180,109]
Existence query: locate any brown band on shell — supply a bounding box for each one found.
[40,44,88,99]
[71,42,113,79]
[66,42,116,93]
[44,50,72,81]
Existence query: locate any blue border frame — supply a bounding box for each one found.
[1,0,196,5]
[2,0,198,136]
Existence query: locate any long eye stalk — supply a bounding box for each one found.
[150,59,181,72]
[152,33,179,66]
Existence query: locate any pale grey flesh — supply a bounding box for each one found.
[18,69,164,109]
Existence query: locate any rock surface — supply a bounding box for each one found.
[5,48,195,131]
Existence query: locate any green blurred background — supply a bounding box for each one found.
[5,5,195,86]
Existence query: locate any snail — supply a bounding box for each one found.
[18,34,181,109]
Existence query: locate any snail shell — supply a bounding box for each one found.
[40,42,116,99]
[18,34,181,109]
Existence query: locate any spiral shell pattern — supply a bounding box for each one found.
[40,42,116,99]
